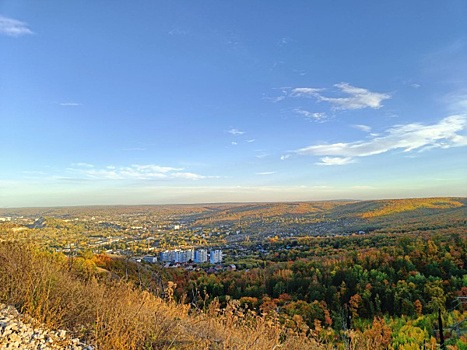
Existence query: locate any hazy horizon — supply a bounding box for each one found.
[2,194,466,210]
[1,1,466,207]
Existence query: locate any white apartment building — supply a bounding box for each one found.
[209,249,223,264]
[160,248,222,264]
[174,249,194,263]
[159,250,175,262]
[194,249,208,263]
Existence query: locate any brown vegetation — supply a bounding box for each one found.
[360,197,464,218]
[0,241,326,349]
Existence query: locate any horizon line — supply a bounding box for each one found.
[0,195,465,210]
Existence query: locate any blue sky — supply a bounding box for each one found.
[1,1,466,207]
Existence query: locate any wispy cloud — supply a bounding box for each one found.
[255,152,270,159]
[295,115,467,165]
[317,157,355,166]
[68,163,209,181]
[293,69,307,76]
[228,128,245,136]
[246,139,256,143]
[264,88,290,102]
[168,27,189,36]
[353,124,372,132]
[443,92,467,113]
[294,108,327,121]
[283,83,391,110]
[290,87,323,97]
[290,83,391,110]
[277,37,293,47]
[323,83,390,110]
[0,15,33,37]
[256,171,276,175]
[172,172,207,180]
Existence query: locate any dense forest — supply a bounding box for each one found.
[150,231,466,348]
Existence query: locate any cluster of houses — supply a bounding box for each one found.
[143,248,223,265]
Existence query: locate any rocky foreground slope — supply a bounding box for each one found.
[0,303,92,350]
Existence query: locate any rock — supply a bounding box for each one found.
[0,303,92,350]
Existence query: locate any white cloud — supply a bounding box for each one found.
[172,172,206,180]
[271,96,286,102]
[256,171,276,175]
[68,164,207,181]
[318,83,390,110]
[296,115,467,164]
[131,164,182,173]
[246,139,256,143]
[289,83,390,110]
[316,157,355,166]
[255,153,270,159]
[228,128,245,136]
[290,87,323,97]
[0,15,33,37]
[280,155,290,160]
[264,88,290,103]
[353,124,372,132]
[294,108,327,121]
[231,141,238,146]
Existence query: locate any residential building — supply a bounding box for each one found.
[209,249,223,264]
[194,249,208,263]
[143,256,157,263]
[173,249,192,263]
[160,250,175,262]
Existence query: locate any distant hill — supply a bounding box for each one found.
[358,197,465,218]
[1,197,465,238]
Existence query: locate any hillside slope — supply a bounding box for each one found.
[0,242,324,350]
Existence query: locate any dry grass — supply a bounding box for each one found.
[0,241,326,349]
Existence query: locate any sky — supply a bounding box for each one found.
[1,1,467,207]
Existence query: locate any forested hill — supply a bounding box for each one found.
[1,196,464,222]
[1,197,465,240]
